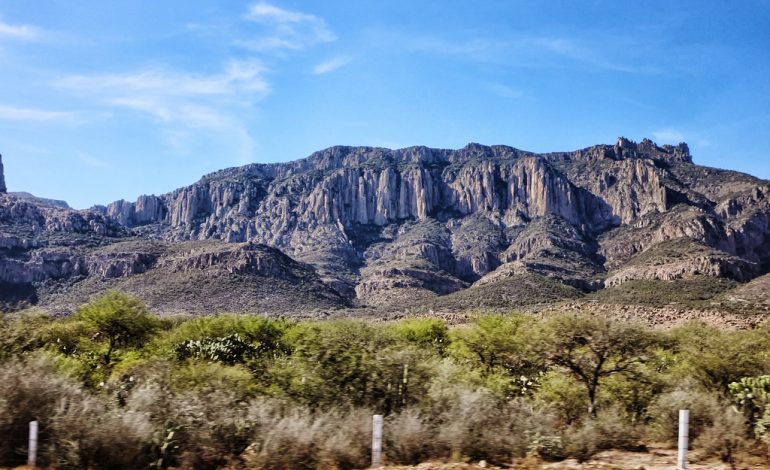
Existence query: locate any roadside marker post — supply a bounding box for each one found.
[678,409,689,470]
[372,414,383,468]
[28,420,38,468]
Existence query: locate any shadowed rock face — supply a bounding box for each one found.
[0,154,6,193]
[1,137,769,314]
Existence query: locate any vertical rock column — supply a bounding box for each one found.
[0,154,6,193]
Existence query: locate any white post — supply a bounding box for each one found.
[371,414,383,468]
[28,420,38,468]
[678,409,689,470]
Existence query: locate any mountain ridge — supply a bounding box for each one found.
[1,137,768,315]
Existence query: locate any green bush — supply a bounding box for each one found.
[390,317,450,355]
[533,371,588,424]
[0,310,54,359]
[448,314,544,398]
[275,320,437,412]
[669,323,770,393]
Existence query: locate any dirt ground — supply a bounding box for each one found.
[382,448,770,469]
[5,449,769,469]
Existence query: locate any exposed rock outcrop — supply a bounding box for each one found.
[1,137,769,315]
[0,154,6,193]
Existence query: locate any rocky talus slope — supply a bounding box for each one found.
[1,138,769,315]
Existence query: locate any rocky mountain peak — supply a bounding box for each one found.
[0,153,6,193]
[613,136,692,163]
[0,138,766,315]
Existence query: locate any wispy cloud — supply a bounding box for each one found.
[0,104,74,121]
[57,60,268,122]
[58,61,269,99]
[386,31,655,74]
[240,2,335,51]
[56,60,268,164]
[0,18,42,41]
[312,56,352,75]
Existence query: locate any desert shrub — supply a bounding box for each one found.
[276,320,437,412]
[45,394,153,470]
[600,360,668,423]
[669,323,770,393]
[533,371,589,424]
[390,317,450,355]
[168,361,258,398]
[384,387,562,465]
[0,310,55,359]
[154,314,291,358]
[646,388,722,444]
[0,357,83,466]
[563,409,643,462]
[124,382,255,470]
[241,405,370,470]
[695,406,747,464]
[431,388,560,465]
[385,408,435,465]
[42,319,93,355]
[6,305,770,468]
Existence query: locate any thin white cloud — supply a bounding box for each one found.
[0,18,42,41]
[652,129,687,144]
[56,61,267,165]
[241,2,335,51]
[56,60,269,124]
[312,56,353,75]
[0,104,74,121]
[388,31,652,74]
[58,60,269,98]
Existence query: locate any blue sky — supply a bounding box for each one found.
[0,1,769,208]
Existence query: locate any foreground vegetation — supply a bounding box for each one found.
[2,291,770,469]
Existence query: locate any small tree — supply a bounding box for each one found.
[538,314,656,418]
[74,291,159,367]
[449,314,546,397]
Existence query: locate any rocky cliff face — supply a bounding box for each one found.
[0,154,6,193]
[1,137,769,314]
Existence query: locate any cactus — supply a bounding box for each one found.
[174,334,256,365]
[729,375,770,439]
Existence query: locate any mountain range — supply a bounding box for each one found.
[1,137,769,318]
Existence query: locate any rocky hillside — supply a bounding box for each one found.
[1,138,769,315]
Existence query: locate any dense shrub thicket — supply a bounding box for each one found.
[1,291,770,468]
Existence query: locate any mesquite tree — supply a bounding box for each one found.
[538,314,656,418]
[75,291,159,367]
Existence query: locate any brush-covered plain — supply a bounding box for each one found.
[2,292,770,469]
